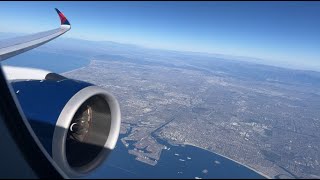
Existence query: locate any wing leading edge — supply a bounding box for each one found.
[0,8,71,62]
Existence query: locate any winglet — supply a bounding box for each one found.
[55,8,71,26]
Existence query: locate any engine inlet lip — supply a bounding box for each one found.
[52,86,121,178]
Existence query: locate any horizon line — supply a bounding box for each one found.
[1,31,320,73]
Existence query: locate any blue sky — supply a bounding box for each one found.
[0,1,320,70]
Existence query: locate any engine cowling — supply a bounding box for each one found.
[9,75,121,177]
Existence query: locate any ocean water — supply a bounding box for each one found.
[90,133,265,179]
[2,50,89,74]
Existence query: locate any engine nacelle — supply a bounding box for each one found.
[9,76,121,177]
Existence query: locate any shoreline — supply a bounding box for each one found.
[61,59,93,75]
[60,58,271,179]
[183,142,272,179]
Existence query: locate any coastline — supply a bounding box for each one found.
[60,58,271,179]
[61,66,85,75]
[60,59,93,75]
[183,142,272,179]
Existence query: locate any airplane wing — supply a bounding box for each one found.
[0,8,71,179]
[0,8,71,62]
[0,8,121,178]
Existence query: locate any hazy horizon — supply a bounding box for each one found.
[1,30,320,73]
[1,2,319,72]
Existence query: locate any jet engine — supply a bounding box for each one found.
[5,67,121,177]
